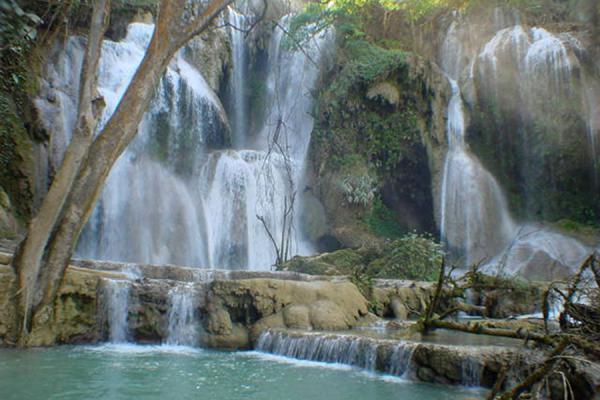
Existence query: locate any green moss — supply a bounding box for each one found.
[283,234,442,282]
[0,92,34,222]
[364,197,406,238]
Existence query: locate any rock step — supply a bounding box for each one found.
[256,329,524,388]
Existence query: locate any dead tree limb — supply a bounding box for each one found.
[496,338,570,400]
[423,258,446,331]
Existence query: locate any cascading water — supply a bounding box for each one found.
[37,13,334,270]
[389,342,418,378]
[460,355,483,387]
[438,16,594,274]
[256,331,380,371]
[102,279,131,343]
[41,22,224,267]
[199,21,334,269]
[166,284,200,346]
[476,24,597,192]
[439,78,516,266]
[584,81,600,182]
[227,7,249,148]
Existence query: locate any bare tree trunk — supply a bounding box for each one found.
[23,0,235,345]
[13,0,111,344]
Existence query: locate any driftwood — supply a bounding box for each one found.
[497,338,570,400]
[419,253,600,399]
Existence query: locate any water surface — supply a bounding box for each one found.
[0,345,481,400]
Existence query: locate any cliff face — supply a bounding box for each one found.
[306,51,450,249]
[305,2,600,270]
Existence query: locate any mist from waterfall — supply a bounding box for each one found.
[37,12,334,270]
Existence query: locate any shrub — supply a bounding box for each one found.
[338,173,377,206]
[370,232,444,281]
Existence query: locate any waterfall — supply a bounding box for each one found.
[228,7,249,148]
[166,284,199,346]
[201,150,292,269]
[102,279,131,343]
[439,78,516,266]
[460,355,483,387]
[69,22,223,267]
[438,18,594,274]
[36,13,334,270]
[477,24,596,182]
[389,342,417,378]
[585,82,600,181]
[199,20,334,269]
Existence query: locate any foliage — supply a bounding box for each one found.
[329,37,406,98]
[364,109,419,172]
[364,197,405,238]
[338,173,377,206]
[0,0,41,96]
[350,265,374,298]
[370,232,444,281]
[0,0,41,53]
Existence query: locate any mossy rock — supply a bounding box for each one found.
[281,248,365,275]
[0,93,35,224]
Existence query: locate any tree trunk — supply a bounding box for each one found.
[13,0,111,344]
[23,0,235,345]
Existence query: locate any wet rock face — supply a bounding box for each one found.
[0,254,561,347]
[183,28,231,93]
[115,274,369,348]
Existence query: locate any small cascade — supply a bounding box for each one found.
[476,24,596,179]
[389,342,417,378]
[102,279,131,343]
[460,355,483,387]
[166,284,200,346]
[256,331,379,371]
[490,225,590,277]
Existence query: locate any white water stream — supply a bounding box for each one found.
[37,14,334,270]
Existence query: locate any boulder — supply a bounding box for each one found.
[282,305,311,329]
[309,300,349,330]
[204,279,369,346]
